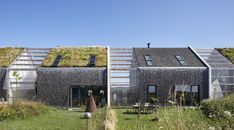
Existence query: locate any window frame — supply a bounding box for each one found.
[147,85,157,101]
[173,85,200,106]
[89,54,96,66]
[144,55,154,66]
[175,55,188,66]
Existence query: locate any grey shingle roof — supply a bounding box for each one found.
[133,48,206,67]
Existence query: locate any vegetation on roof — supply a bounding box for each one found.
[217,48,234,64]
[0,47,23,67]
[41,47,107,67]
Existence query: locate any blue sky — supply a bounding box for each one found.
[0,0,234,48]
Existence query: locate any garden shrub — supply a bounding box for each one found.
[200,93,234,128]
[0,100,54,121]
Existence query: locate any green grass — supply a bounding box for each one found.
[0,47,23,67]
[0,109,87,130]
[1,107,232,130]
[115,108,227,130]
[41,47,107,67]
[217,48,234,63]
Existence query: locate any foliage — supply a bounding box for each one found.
[41,47,107,67]
[200,93,234,128]
[105,109,117,130]
[12,71,23,102]
[150,97,159,104]
[0,100,54,121]
[217,48,234,63]
[0,109,87,130]
[115,106,234,130]
[0,47,23,67]
[88,107,107,130]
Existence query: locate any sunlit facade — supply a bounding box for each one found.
[0,46,233,107]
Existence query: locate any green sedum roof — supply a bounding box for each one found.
[217,48,234,64]
[0,47,23,67]
[41,47,107,67]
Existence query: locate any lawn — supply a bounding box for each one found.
[0,47,23,67]
[41,47,107,67]
[0,107,232,130]
[0,109,87,130]
[115,108,216,130]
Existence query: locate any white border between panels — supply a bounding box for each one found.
[189,46,212,99]
[107,46,111,107]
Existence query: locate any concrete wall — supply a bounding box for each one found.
[0,68,6,99]
[138,67,209,104]
[36,67,107,107]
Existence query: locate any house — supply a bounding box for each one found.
[133,47,208,105]
[36,47,107,107]
[0,45,233,107]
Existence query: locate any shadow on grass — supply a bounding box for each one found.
[73,110,85,113]
[79,117,89,120]
[122,111,138,115]
[124,118,132,120]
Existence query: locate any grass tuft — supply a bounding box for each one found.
[105,109,117,130]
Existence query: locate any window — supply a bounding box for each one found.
[174,85,199,106]
[175,55,188,65]
[51,55,62,67]
[89,55,96,66]
[144,55,154,66]
[147,85,157,101]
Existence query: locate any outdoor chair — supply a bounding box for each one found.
[138,103,145,114]
[132,102,140,113]
[145,104,155,114]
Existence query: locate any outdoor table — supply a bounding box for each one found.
[132,104,156,114]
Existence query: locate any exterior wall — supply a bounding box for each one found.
[0,68,6,99]
[36,67,107,107]
[138,67,209,104]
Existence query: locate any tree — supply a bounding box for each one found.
[12,71,23,102]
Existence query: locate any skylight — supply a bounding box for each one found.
[89,54,96,67]
[175,55,188,66]
[144,55,154,66]
[51,55,62,67]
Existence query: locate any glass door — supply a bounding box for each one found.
[71,87,87,108]
[70,85,106,108]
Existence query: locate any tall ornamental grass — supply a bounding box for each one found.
[0,100,54,121]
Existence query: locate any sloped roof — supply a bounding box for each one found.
[0,47,23,67]
[41,47,107,67]
[133,48,205,67]
[217,48,234,64]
